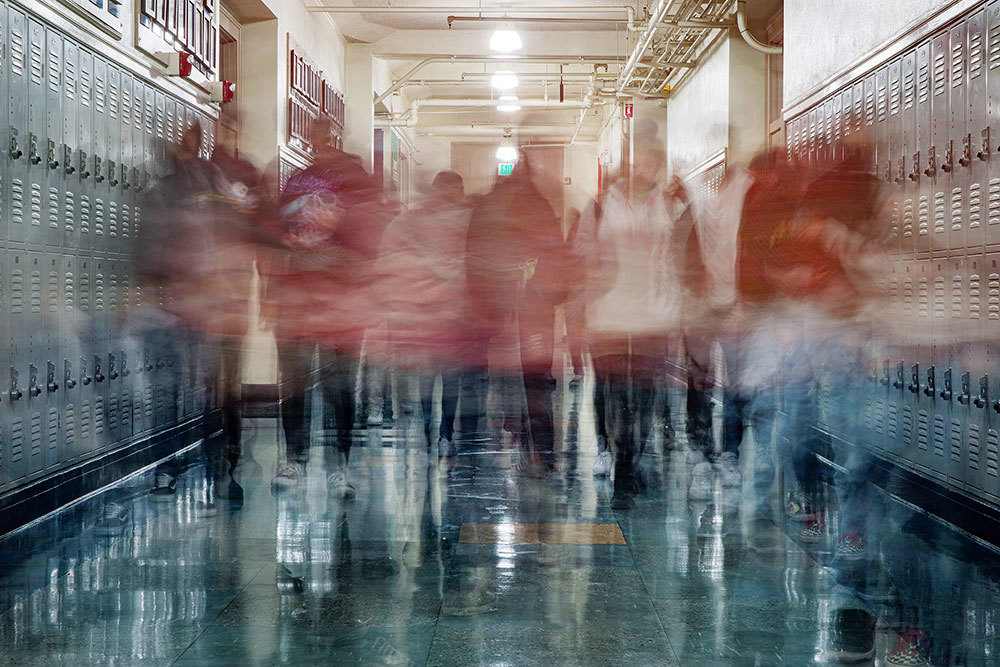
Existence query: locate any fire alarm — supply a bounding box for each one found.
[624,103,634,118]
[157,52,193,77]
[208,80,236,103]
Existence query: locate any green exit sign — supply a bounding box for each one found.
[498,163,514,176]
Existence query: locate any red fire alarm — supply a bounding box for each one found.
[209,80,236,103]
[158,51,193,77]
[624,103,634,118]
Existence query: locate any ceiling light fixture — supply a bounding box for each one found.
[491,70,518,90]
[490,23,522,53]
[496,145,518,162]
[497,95,521,112]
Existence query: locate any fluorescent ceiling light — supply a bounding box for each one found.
[497,95,521,112]
[490,24,522,53]
[496,145,518,162]
[491,70,518,90]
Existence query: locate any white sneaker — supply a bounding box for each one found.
[593,451,613,477]
[271,462,304,492]
[688,462,714,500]
[438,436,457,458]
[716,452,743,489]
[328,471,356,499]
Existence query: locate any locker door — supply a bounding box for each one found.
[841,88,852,147]
[61,254,80,462]
[875,66,889,184]
[202,113,215,159]
[900,261,918,469]
[26,252,45,475]
[984,253,1000,500]
[930,31,950,253]
[986,1,1000,250]
[91,256,109,451]
[807,107,817,165]
[44,27,61,249]
[945,256,968,488]
[61,39,79,251]
[105,258,121,444]
[888,60,903,252]
[916,42,934,253]
[864,72,877,172]
[7,250,28,483]
[966,254,986,493]
[0,250,7,489]
[154,89,166,178]
[106,65,121,255]
[7,7,27,245]
[43,253,61,470]
[832,93,843,162]
[77,257,95,456]
[120,71,133,251]
[968,10,988,251]
[26,19,45,247]
[950,21,969,251]
[77,49,93,252]
[901,51,918,257]
[884,262,904,464]
[925,258,948,481]
[92,57,108,254]
[821,97,834,165]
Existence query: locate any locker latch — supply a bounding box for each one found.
[108,353,118,380]
[132,167,142,192]
[8,367,22,401]
[939,368,953,401]
[922,365,935,397]
[46,361,58,393]
[93,355,105,382]
[975,375,988,408]
[881,358,890,386]
[121,351,130,377]
[155,355,165,370]
[908,364,920,393]
[941,142,953,173]
[120,164,130,191]
[8,126,22,160]
[980,127,992,161]
[63,145,74,175]
[27,133,40,165]
[960,134,972,168]
[46,139,58,170]
[94,156,104,183]
[64,359,77,389]
[28,364,41,398]
[144,348,153,372]
[909,152,921,181]
[924,148,936,177]
[79,151,90,179]
[80,356,92,386]
[883,160,892,184]
[895,158,906,185]
[893,361,904,389]
[958,371,972,404]
[108,160,118,187]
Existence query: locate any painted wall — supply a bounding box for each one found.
[666,37,730,176]
[727,35,768,166]
[784,0,948,105]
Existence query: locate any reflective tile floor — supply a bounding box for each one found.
[1,376,1000,665]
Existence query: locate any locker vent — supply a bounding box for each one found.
[79,271,90,311]
[46,269,57,313]
[47,48,59,92]
[951,272,963,319]
[47,187,58,229]
[80,59,92,104]
[952,188,963,231]
[120,392,130,432]
[952,33,965,86]
[863,400,874,431]
[888,401,899,438]
[903,199,913,237]
[933,275,946,318]
[80,400,90,441]
[132,87,142,129]
[144,386,153,420]
[11,419,23,463]
[28,37,41,86]
[903,59,915,108]
[166,104,176,143]
[94,396,104,436]
[889,74,900,115]
[989,273,1000,319]
[933,191,946,235]
[865,82,876,124]
[94,271,103,311]
[121,273,129,311]
[121,204,130,240]
[109,79,119,120]
[933,45,947,95]
[64,403,75,451]
[65,269,74,310]
[918,50,930,103]
[109,200,117,239]
[970,182,982,228]
[877,77,887,121]
[853,85,863,130]
[95,68,105,114]
[11,26,23,76]
[874,398,885,434]
[133,205,141,239]
[932,413,945,458]
[904,405,915,443]
[892,200,900,238]
[11,267,23,313]
[132,389,142,430]
[144,96,154,134]
[47,407,57,452]
[918,196,930,235]
[970,272,981,319]
[30,182,41,226]
[969,423,981,470]
[12,179,23,226]
[902,278,914,316]
[155,101,164,139]
[29,268,41,314]
[918,275,930,318]
[155,385,164,420]
[65,56,76,100]
[971,22,985,77]
[950,418,962,463]
[108,272,117,312]
[30,412,41,458]
[987,430,999,477]
[79,195,90,235]
[64,191,75,234]
[991,9,1000,68]
[94,198,104,237]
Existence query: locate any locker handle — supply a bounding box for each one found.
[63,146,74,175]
[980,128,992,161]
[960,135,972,168]
[46,361,58,393]
[108,353,118,380]
[28,133,40,165]
[46,138,58,170]
[8,127,22,160]
[9,367,22,401]
[939,368,952,401]
[909,152,921,181]
[922,365,935,397]
[941,143,953,173]
[27,364,41,398]
[924,148,936,177]
[79,151,90,179]
[121,351,130,377]
[120,164,129,190]
[108,160,118,187]
[94,156,104,183]
[907,364,920,393]
[93,355,105,383]
[975,375,989,409]
[64,360,76,390]
[958,371,971,404]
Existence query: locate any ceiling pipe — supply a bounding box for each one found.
[446,15,733,30]
[616,0,675,95]
[308,4,636,25]
[736,0,782,54]
[416,98,592,108]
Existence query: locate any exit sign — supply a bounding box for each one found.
[498,163,514,176]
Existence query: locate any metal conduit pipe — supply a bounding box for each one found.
[736,0,782,54]
[445,15,731,30]
[307,4,636,25]
[616,0,676,95]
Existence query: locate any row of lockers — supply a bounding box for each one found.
[0,0,215,251]
[787,0,1000,256]
[0,2,218,494]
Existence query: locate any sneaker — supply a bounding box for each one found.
[816,607,876,663]
[94,502,129,536]
[753,449,776,484]
[593,450,613,477]
[886,630,931,666]
[328,471,356,499]
[834,531,868,561]
[716,452,742,488]
[367,404,383,426]
[799,514,828,542]
[438,436,457,458]
[148,473,177,502]
[271,462,304,492]
[194,500,218,518]
[688,462,714,501]
[569,374,583,389]
[785,492,814,522]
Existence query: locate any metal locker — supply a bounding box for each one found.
[807,107,817,164]
[888,60,903,252]
[841,88,852,149]
[77,48,93,252]
[105,258,121,444]
[924,258,948,481]
[61,39,79,251]
[987,1,1000,249]
[966,253,987,493]
[901,50,918,257]
[26,252,45,475]
[945,256,968,488]
[43,27,61,249]
[42,253,61,470]
[92,56,108,254]
[60,254,81,462]
[949,20,969,252]
[916,40,934,254]
[201,113,215,159]
[929,31,951,253]
[900,261,919,470]
[984,253,1000,501]
[875,66,889,185]
[120,70,133,250]
[831,93,843,161]
[154,89,166,177]
[968,9,989,250]
[91,256,108,451]
[106,64,121,255]
[6,250,28,484]
[76,256,96,455]
[7,7,28,245]
[0,250,7,489]
[884,262,905,463]
[25,18,46,248]
[906,260,934,473]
